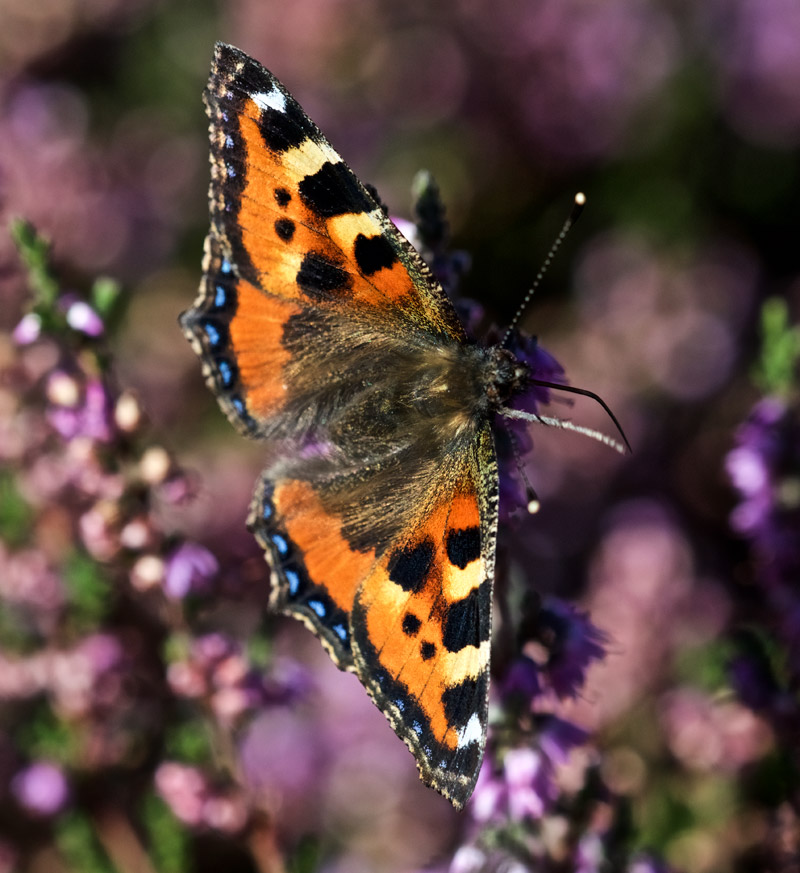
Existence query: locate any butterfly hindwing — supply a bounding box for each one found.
[351,424,497,808]
[248,424,497,808]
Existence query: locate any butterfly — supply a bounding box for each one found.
[181,43,549,809]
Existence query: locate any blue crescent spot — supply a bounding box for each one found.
[271,533,289,556]
[232,397,245,415]
[218,360,233,386]
[394,698,405,712]
[284,568,300,595]
[214,284,227,308]
[307,599,326,618]
[227,164,236,178]
[225,135,234,149]
[332,624,348,641]
[204,323,221,346]
[261,501,273,520]
[412,720,423,736]
[220,259,232,274]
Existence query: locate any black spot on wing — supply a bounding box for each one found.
[420,641,436,661]
[298,161,374,218]
[274,218,295,241]
[442,580,491,653]
[354,233,398,276]
[388,540,435,593]
[296,251,352,299]
[402,613,422,636]
[446,527,481,569]
[274,187,291,207]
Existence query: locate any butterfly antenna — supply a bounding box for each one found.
[500,407,628,455]
[503,420,541,514]
[500,193,586,349]
[527,379,632,453]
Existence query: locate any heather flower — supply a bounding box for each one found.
[628,856,672,873]
[537,598,608,699]
[12,313,41,344]
[472,717,585,825]
[726,379,800,738]
[154,762,208,827]
[10,761,69,816]
[725,397,787,537]
[537,715,589,765]
[506,331,567,412]
[63,299,104,337]
[500,654,541,709]
[702,0,800,144]
[46,377,113,443]
[0,545,63,613]
[163,541,219,599]
[449,845,487,873]
[154,762,250,834]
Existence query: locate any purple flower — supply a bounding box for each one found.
[63,298,104,337]
[163,542,219,599]
[628,855,672,873]
[503,746,556,820]
[449,846,487,873]
[12,312,41,344]
[78,632,124,674]
[472,720,594,831]
[702,0,800,144]
[537,715,589,765]
[726,397,800,677]
[11,762,69,816]
[501,654,542,708]
[538,598,608,698]
[576,833,605,873]
[191,632,236,668]
[506,331,567,412]
[261,656,314,705]
[155,762,207,827]
[47,377,113,442]
[491,332,567,518]
[725,397,787,536]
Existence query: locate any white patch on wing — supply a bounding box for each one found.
[252,87,287,114]
[457,712,482,749]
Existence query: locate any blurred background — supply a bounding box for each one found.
[1,1,799,872]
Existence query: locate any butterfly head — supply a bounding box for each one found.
[484,345,530,411]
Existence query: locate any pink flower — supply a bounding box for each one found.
[11,762,69,816]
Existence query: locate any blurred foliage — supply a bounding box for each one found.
[755,298,800,397]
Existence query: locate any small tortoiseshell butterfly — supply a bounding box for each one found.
[181,44,562,808]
